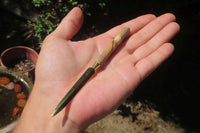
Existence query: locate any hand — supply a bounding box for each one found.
[14,7,179,133]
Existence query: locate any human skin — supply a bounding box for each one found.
[14,7,180,133]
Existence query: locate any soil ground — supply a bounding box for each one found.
[86,101,185,133]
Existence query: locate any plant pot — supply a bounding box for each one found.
[0,46,38,75]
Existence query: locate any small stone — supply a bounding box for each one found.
[13,78,19,83]
[17,93,27,99]
[14,84,22,92]
[12,107,21,117]
[17,99,26,108]
[0,77,10,85]
[5,82,15,90]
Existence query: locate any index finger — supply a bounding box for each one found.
[105,14,157,38]
[93,14,156,54]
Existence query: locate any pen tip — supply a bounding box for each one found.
[51,110,56,117]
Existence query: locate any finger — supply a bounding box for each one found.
[105,14,156,38]
[125,13,176,53]
[132,22,180,64]
[54,7,84,40]
[94,14,156,53]
[134,43,174,80]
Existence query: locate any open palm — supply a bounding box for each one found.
[16,7,179,133]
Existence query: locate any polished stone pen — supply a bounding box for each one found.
[51,27,130,117]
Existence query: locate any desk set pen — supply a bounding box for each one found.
[51,27,130,117]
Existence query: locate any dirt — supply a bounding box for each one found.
[8,58,35,72]
[85,101,185,133]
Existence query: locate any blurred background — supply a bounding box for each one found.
[1,0,200,132]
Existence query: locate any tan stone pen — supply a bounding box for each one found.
[51,27,130,117]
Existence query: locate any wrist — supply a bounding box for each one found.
[13,86,51,133]
[13,86,83,133]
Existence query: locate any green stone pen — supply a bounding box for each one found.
[51,27,130,117]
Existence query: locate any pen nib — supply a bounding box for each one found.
[51,110,56,117]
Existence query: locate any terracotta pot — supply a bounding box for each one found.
[0,46,38,74]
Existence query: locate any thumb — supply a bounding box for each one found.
[54,7,84,40]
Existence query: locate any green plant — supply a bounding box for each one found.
[30,0,110,46]
[33,12,58,45]
[32,0,52,7]
[98,2,106,8]
[69,0,78,6]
